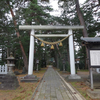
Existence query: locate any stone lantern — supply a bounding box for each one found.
[7,52,15,74]
[36,59,39,72]
[0,52,19,90]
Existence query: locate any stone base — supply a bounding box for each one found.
[65,74,82,82]
[0,74,19,90]
[86,74,100,89]
[20,75,39,82]
[87,89,100,99]
[68,74,81,79]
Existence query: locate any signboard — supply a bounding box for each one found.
[90,50,100,67]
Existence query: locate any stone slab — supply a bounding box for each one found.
[68,74,81,79]
[20,79,38,82]
[20,75,39,82]
[0,74,19,90]
[87,89,100,99]
[65,74,82,82]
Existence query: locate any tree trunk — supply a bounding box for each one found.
[55,44,61,58]
[54,52,57,67]
[6,1,28,70]
[75,0,89,69]
[75,0,88,37]
[98,0,100,5]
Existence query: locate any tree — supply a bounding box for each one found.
[99,0,100,5]
[0,1,16,64]
[0,0,53,70]
[75,0,88,37]
[84,0,100,23]
[57,0,98,69]
[6,0,28,70]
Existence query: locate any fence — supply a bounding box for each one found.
[0,64,8,74]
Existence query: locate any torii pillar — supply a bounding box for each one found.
[28,29,35,75]
[19,25,84,81]
[68,29,81,79]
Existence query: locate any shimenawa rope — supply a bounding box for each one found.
[31,34,72,45]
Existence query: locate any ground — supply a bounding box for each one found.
[0,67,100,100]
[0,68,47,100]
[58,69,100,100]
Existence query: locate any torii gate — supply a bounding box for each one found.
[19,25,84,79]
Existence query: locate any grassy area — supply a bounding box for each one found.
[70,81,100,100]
[70,81,91,100]
[0,68,47,100]
[77,69,89,72]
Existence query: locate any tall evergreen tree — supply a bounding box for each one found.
[0,0,53,69]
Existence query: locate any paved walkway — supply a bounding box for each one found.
[32,66,86,100]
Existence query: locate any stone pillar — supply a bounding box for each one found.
[28,29,35,75]
[68,29,81,79]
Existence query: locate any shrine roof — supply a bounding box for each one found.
[81,37,100,42]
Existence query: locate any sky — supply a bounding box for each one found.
[50,0,86,16]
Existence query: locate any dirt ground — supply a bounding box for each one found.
[0,68,47,100]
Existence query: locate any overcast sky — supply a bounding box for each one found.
[50,0,86,16]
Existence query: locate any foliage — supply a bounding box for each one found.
[0,0,99,71]
[0,0,53,69]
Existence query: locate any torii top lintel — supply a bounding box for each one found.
[19,25,84,30]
